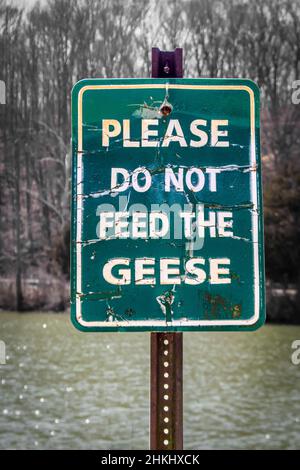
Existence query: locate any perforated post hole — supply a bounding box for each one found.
[150,332,183,450]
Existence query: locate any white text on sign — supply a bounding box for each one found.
[102,119,229,147]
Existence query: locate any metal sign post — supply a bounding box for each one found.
[71,46,265,450]
[150,47,183,451]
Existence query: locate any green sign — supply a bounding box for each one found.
[71,78,265,332]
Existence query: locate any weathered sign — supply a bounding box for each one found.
[71,78,265,331]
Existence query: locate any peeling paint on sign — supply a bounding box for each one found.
[71,78,265,332]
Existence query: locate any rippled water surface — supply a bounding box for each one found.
[0,312,299,449]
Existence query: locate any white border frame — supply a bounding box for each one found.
[75,84,259,328]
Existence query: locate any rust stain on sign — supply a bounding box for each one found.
[203,292,242,319]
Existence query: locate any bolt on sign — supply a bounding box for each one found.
[71,78,265,332]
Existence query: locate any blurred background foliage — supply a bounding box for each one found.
[0,0,299,320]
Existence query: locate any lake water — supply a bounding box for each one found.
[0,312,299,449]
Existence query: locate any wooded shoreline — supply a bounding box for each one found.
[1,0,299,322]
[0,275,298,324]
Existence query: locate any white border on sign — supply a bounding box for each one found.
[75,84,259,328]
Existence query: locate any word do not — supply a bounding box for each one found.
[111,166,220,193]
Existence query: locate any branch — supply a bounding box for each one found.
[23,189,64,225]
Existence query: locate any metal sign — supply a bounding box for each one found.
[71,78,265,332]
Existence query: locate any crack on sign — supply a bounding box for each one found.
[105,304,132,323]
[148,164,166,176]
[105,306,116,322]
[229,234,252,243]
[129,84,172,120]
[75,239,101,246]
[156,288,175,323]
[230,143,247,149]
[77,288,122,301]
[130,101,164,120]
[150,163,257,173]
[197,200,254,211]
[80,166,148,199]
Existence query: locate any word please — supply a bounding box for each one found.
[102,257,231,285]
[102,119,229,147]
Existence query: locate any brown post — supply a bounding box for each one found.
[150,47,183,451]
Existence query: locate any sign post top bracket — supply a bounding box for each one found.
[151,47,183,78]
